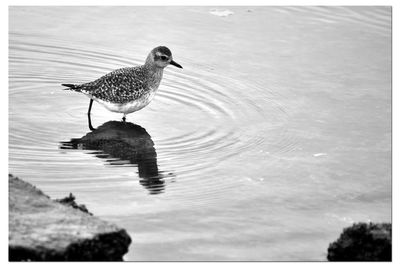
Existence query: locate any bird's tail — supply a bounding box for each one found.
[61,83,81,91]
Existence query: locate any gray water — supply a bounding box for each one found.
[9,6,391,261]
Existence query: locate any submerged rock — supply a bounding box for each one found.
[327,222,391,261]
[9,174,131,261]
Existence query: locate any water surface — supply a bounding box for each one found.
[9,6,391,261]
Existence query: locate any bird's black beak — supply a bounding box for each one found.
[170,60,183,69]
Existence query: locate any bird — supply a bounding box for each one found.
[62,46,182,130]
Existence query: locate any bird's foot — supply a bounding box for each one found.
[122,116,126,123]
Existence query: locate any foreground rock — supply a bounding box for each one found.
[9,175,131,261]
[56,193,93,215]
[327,222,391,261]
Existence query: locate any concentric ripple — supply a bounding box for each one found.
[9,30,296,200]
[156,71,290,161]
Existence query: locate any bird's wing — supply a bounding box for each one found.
[80,67,147,103]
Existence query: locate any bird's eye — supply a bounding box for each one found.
[160,55,168,61]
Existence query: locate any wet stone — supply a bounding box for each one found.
[9,174,132,261]
[327,222,391,261]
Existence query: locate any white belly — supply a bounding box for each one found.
[91,89,157,115]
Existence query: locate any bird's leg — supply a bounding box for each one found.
[122,114,126,123]
[87,99,95,131]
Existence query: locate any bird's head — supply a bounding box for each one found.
[146,46,183,69]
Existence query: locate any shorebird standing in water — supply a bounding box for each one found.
[62,46,182,130]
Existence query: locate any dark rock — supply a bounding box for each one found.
[327,222,391,261]
[56,193,92,215]
[9,174,132,261]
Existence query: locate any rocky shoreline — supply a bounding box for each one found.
[9,174,391,261]
[9,174,131,261]
[327,222,391,261]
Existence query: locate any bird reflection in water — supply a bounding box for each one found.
[60,121,172,194]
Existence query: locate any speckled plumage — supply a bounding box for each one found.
[72,66,159,104]
[62,46,182,117]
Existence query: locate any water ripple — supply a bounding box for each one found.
[9,31,295,198]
